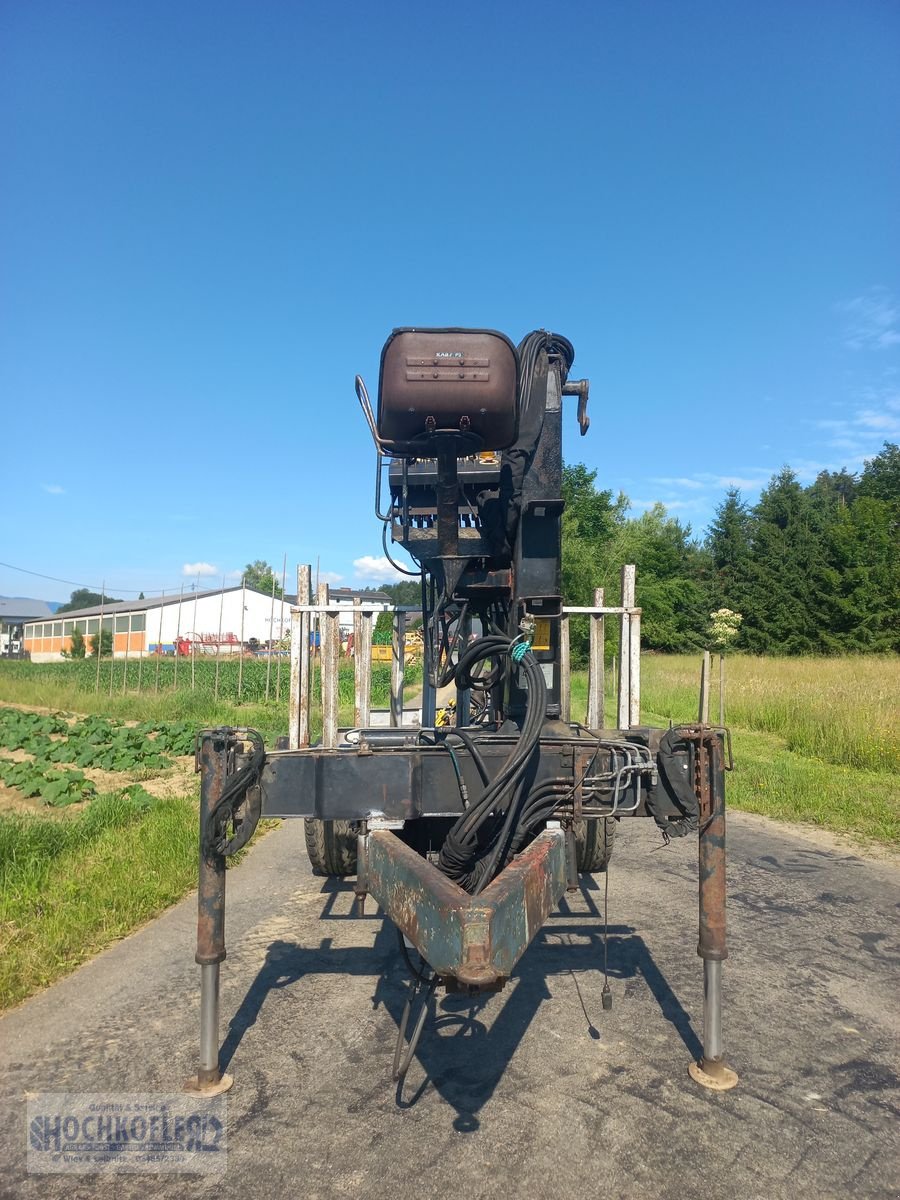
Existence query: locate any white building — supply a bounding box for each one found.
[327,587,392,632]
[22,586,293,662]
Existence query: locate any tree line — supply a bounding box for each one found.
[562,442,898,657]
[375,442,898,658]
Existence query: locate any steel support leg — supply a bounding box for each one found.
[185,730,234,1095]
[689,730,738,1091]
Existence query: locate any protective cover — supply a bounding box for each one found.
[377,328,519,452]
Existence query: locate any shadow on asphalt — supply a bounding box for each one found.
[219,876,701,1132]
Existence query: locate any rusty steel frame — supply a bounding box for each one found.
[191,693,737,1093]
[363,828,568,988]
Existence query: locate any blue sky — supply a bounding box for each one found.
[2,0,898,601]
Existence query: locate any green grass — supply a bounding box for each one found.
[571,653,900,846]
[639,654,898,774]
[0,656,422,1011]
[720,727,898,844]
[0,658,422,744]
[0,781,274,1011]
[0,790,199,1009]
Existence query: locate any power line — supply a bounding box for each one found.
[0,559,186,596]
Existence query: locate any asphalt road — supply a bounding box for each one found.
[1,812,898,1200]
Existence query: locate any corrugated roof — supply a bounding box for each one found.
[0,597,54,622]
[23,586,288,624]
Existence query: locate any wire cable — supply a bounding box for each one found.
[0,560,189,596]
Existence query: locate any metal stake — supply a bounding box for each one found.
[588,587,604,728]
[390,609,406,728]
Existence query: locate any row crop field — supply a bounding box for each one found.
[0,703,210,1010]
[0,657,421,707]
[0,708,195,806]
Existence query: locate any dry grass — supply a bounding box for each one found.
[638,654,899,773]
[571,653,899,845]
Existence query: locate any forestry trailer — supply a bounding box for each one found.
[186,327,738,1095]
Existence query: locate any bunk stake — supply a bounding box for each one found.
[185,730,234,1096]
[688,727,739,1092]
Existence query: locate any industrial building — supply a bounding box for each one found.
[1,597,54,657]
[22,586,293,662]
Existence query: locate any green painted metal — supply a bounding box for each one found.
[365,828,568,988]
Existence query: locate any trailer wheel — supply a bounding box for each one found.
[574,818,616,873]
[303,820,359,876]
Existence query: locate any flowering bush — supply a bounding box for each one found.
[709,608,742,650]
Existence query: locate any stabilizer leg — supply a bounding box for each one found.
[185,730,234,1095]
[688,728,738,1091]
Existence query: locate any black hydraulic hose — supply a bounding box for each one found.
[456,656,543,840]
[470,718,544,887]
[202,728,265,857]
[438,645,547,893]
[441,740,468,805]
[471,773,530,895]
[446,727,491,788]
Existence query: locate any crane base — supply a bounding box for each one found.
[183,1072,234,1096]
[688,1059,738,1091]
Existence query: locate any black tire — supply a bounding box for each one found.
[574,818,616,873]
[303,819,359,876]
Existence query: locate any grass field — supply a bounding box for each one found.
[0,790,198,1009]
[0,652,896,1010]
[571,653,899,844]
[0,656,424,1010]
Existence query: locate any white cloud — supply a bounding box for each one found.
[318,570,344,585]
[353,554,408,583]
[688,469,774,493]
[183,562,218,577]
[811,388,900,459]
[712,475,771,490]
[629,498,699,513]
[789,458,831,482]
[838,287,900,351]
[41,483,65,495]
[650,476,705,490]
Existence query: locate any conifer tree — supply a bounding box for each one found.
[706,489,753,618]
[742,469,831,653]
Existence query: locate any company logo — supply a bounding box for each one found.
[27,1094,226,1174]
[435,351,464,358]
